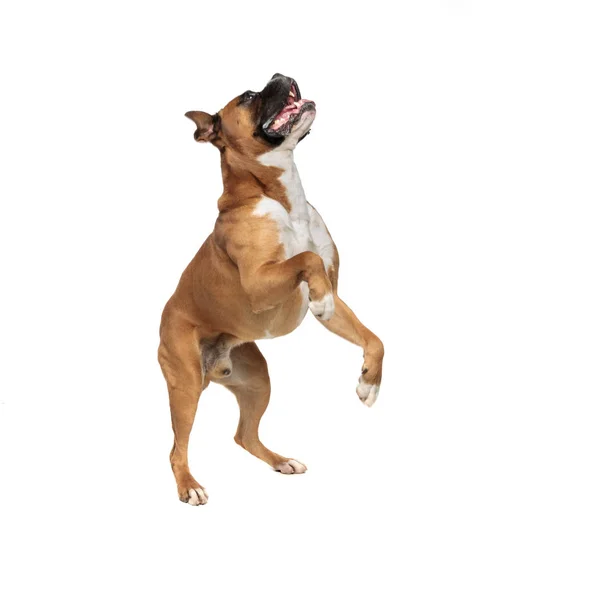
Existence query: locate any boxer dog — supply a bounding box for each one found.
[158,74,384,505]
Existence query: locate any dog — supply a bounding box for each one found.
[158,73,384,505]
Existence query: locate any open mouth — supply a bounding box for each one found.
[264,82,315,137]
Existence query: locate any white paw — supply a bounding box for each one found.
[309,293,334,321]
[275,459,307,474]
[356,378,380,407]
[184,487,209,505]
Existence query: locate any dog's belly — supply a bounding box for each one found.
[256,284,309,339]
[187,231,307,342]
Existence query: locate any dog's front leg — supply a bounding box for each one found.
[239,250,334,319]
[316,295,384,407]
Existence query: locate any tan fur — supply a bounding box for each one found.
[158,82,384,504]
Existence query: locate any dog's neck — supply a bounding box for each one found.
[219,147,308,215]
[259,148,308,218]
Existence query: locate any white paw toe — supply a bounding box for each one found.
[356,378,380,407]
[275,459,307,474]
[186,487,209,505]
[309,293,334,321]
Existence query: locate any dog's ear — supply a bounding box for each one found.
[185,111,219,143]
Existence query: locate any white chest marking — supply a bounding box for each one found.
[307,204,335,271]
[254,149,334,270]
[254,149,335,330]
[253,198,312,259]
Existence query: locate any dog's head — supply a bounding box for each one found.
[185,73,316,156]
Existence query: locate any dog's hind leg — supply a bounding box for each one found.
[158,312,209,505]
[220,342,307,475]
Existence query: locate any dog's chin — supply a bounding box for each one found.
[289,108,316,141]
[267,100,315,135]
[262,106,316,147]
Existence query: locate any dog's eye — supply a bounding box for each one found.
[240,90,257,104]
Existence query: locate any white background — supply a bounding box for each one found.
[1,1,599,598]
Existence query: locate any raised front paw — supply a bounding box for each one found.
[356,343,383,407]
[356,377,380,407]
[309,293,334,320]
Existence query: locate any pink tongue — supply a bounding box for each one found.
[271,98,313,131]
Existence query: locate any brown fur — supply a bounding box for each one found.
[159,85,383,504]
